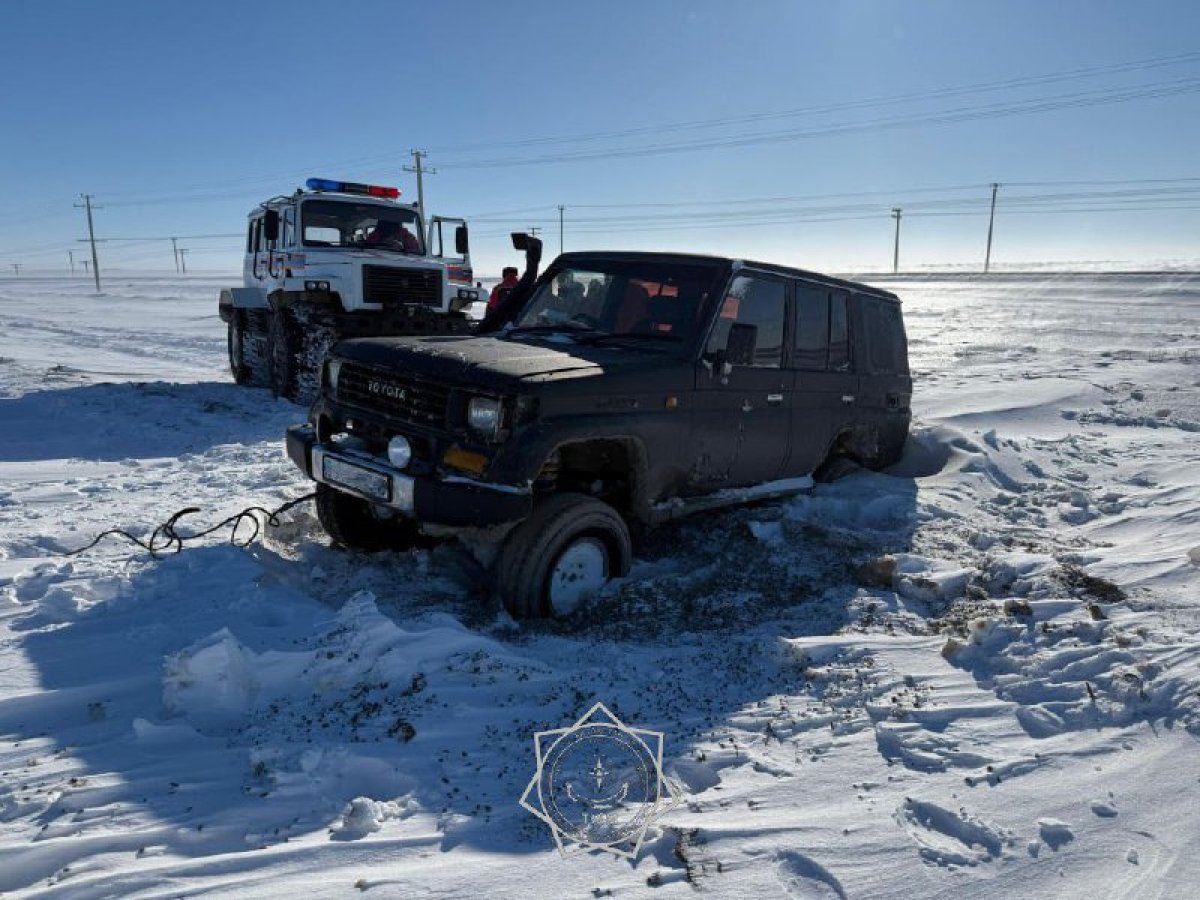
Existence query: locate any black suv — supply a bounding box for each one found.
[286,240,910,618]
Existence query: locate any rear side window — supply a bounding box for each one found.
[793,284,830,369]
[861,295,905,374]
[707,275,786,368]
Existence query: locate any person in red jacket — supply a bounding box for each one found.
[487,266,520,310]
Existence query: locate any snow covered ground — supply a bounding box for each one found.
[0,272,1197,897]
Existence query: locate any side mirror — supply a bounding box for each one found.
[455,224,469,255]
[726,323,758,366]
[511,232,530,251]
[263,209,280,243]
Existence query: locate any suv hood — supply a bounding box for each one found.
[334,334,672,385]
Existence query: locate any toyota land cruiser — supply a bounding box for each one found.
[286,236,911,618]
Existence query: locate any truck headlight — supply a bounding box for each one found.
[387,435,412,469]
[467,397,501,435]
[305,280,331,292]
[325,358,342,392]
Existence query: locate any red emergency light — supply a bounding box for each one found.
[306,178,401,199]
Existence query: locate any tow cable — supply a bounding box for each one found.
[64,492,317,559]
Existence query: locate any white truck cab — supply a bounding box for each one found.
[219,178,484,402]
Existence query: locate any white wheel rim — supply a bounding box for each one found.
[548,537,609,615]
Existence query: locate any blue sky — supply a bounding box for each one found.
[1,0,1198,274]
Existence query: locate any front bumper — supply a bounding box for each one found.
[286,424,531,528]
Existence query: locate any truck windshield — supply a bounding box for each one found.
[301,200,425,254]
[512,260,725,347]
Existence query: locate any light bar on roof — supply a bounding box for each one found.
[305,178,401,199]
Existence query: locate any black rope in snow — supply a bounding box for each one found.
[64,492,317,558]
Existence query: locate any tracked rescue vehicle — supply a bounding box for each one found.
[218,178,482,403]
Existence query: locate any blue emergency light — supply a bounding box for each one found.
[305,178,401,199]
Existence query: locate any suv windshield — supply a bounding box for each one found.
[301,199,425,254]
[512,260,725,347]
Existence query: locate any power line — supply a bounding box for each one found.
[460,176,1200,220]
[429,50,1200,156]
[437,77,1200,170]
[469,200,1200,238]
[470,186,1200,230]
[59,52,1200,212]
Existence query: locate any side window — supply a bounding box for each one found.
[863,297,901,374]
[793,284,830,369]
[246,221,254,253]
[252,219,262,253]
[829,291,850,371]
[706,275,786,368]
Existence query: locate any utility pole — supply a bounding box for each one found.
[558,205,565,254]
[11,264,20,276]
[68,250,76,275]
[984,182,1000,274]
[170,236,180,273]
[403,149,436,227]
[891,208,902,274]
[74,193,102,291]
[529,226,542,238]
[81,260,91,276]
[178,248,189,274]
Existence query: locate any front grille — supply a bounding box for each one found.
[362,265,442,307]
[336,362,451,428]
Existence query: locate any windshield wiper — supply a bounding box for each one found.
[575,332,682,345]
[508,323,601,336]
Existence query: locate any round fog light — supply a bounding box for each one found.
[387,435,412,469]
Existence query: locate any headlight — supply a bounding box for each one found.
[305,280,331,292]
[325,358,342,392]
[467,397,501,435]
[387,435,412,469]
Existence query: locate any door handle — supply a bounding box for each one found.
[767,393,784,405]
[841,394,856,404]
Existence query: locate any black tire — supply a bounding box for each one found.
[227,314,270,387]
[814,455,861,483]
[228,319,248,384]
[315,483,421,552]
[269,305,336,405]
[268,307,301,403]
[496,493,632,619]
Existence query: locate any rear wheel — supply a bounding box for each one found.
[315,483,421,551]
[496,493,632,619]
[227,314,269,386]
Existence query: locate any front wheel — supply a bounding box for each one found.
[268,308,301,402]
[495,493,632,619]
[315,483,421,552]
[269,306,337,405]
